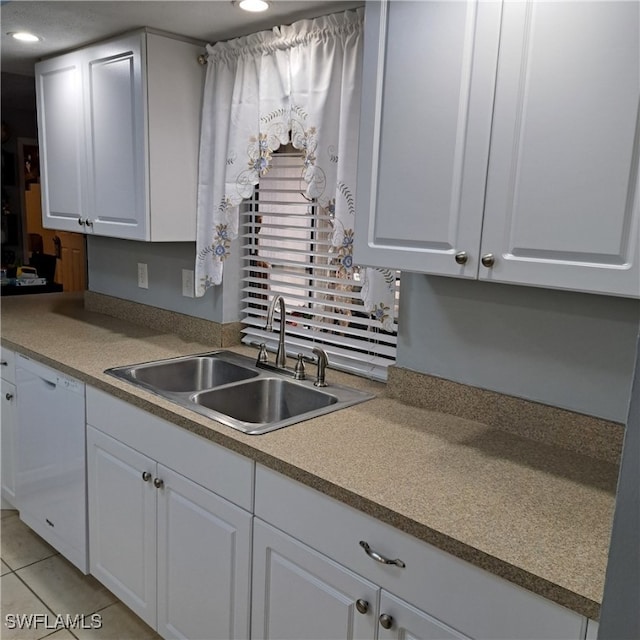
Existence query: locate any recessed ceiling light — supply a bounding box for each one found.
[9,32,41,43]
[237,0,270,13]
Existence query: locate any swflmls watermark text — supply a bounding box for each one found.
[5,613,103,631]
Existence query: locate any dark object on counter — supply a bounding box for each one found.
[1,282,63,296]
[29,252,57,283]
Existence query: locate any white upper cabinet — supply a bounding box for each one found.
[355,0,502,279]
[83,33,147,239]
[36,30,204,242]
[355,0,640,299]
[480,0,639,296]
[35,51,86,230]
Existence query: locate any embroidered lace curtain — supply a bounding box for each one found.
[195,8,395,330]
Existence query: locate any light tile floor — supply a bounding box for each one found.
[1,510,161,640]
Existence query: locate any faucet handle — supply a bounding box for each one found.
[294,354,306,380]
[312,347,329,387]
[257,343,269,364]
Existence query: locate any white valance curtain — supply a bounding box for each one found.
[195,8,396,331]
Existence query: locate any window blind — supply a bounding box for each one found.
[240,150,399,381]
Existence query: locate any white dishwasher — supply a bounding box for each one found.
[15,354,88,573]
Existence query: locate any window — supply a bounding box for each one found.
[241,148,399,381]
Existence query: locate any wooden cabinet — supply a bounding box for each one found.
[254,464,587,640]
[86,388,254,639]
[355,0,640,298]
[36,29,204,242]
[1,347,17,508]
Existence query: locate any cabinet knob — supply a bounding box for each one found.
[78,218,85,226]
[85,219,94,228]
[153,477,164,489]
[379,614,393,630]
[355,599,369,615]
[1,361,8,366]
[454,251,468,265]
[5,393,13,401]
[481,253,495,268]
[142,471,152,482]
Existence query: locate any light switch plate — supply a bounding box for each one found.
[137,263,148,289]
[182,269,194,298]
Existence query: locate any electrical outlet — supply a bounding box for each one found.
[137,263,148,289]
[182,269,195,298]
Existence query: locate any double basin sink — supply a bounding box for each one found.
[105,350,374,435]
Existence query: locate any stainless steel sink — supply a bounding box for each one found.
[105,350,374,435]
[125,355,258,393]
[193,377,337,424]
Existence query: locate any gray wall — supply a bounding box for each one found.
[86,236,242,323]
[599,333,640,639]
[397,274,640,423]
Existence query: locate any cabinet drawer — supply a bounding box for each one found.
[1,347,15,384]
[254,465,585,640]
[86,387,254,511]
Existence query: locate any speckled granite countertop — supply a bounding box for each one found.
[1,293,619,619]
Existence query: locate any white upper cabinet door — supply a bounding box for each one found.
[377,591,471,640]
[480,0,640,297]
[355,0,503,277]
[251,519,378,640]
[36,51,86,232]
[156,464,252,640]
[84,33,148,240]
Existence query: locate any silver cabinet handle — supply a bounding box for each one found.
[379,614,393,629]
[454,251,468,265]
[153,477,164,489]
[142,471,152,482]
[85,219,94,228]
[5,393,13,401]
[481,253,495,267]
[78,218,85,226]
[359,541,405,568]
[355,599,369,615]
[1,361,8,366]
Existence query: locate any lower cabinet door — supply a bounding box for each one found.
[251,518,378,640]
[1,379,17,507]
[377,591,471,640]
[156,464,252,640]
[87,426,158,628]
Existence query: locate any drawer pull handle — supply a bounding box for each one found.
[359,541,405,568]
[5,393,13,401]
[1,361,8,366]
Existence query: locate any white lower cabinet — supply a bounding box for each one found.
[86,388,254,640]
[254,465,587,640]
[252,518,378,640]
[252,519,469,640]
[87,427,157,625]
[1,347,17,508]
[378,590,473,640]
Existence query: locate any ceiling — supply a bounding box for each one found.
[1,0,363,76]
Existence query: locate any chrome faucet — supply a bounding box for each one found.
[265,295,288,369]
[312,347,328,387]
